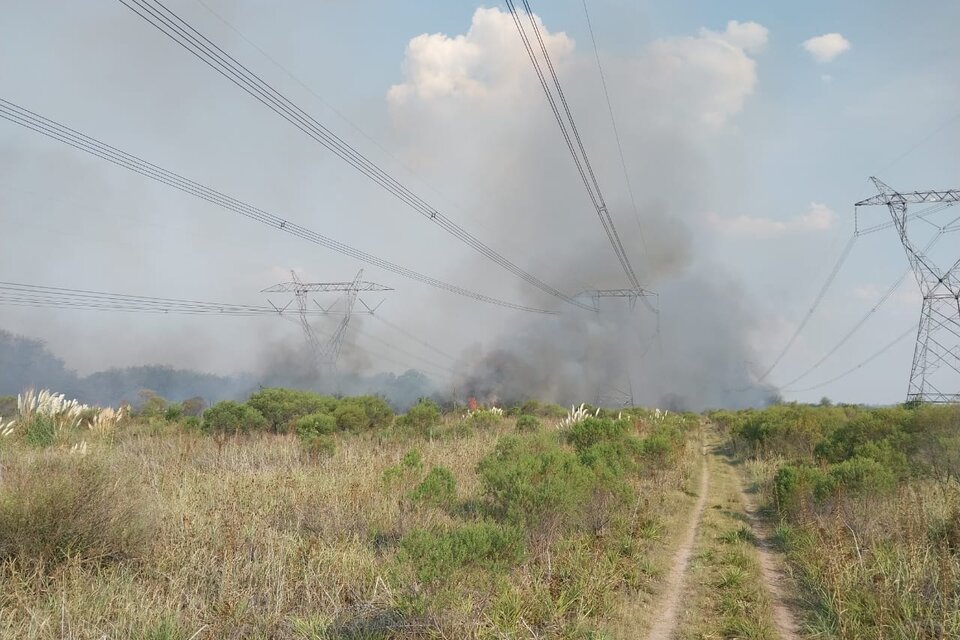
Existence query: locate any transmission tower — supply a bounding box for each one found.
[575,288,657,312]
[262,270,391,369]
[856,177,960,403]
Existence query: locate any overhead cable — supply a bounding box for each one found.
[580,0,647,251]
[116,0,593,311]
[757,233,857,383]
[0,98,551,314]
[780,230,946,388]
[784,323,917,393]
[505,0,652,303]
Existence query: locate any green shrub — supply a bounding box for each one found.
[515,414,541,433]
[410,467,457,508]
[23,415,57,448]
[772,464,825,516]
[567,417,630,452]
[334,401,368,432]
[354,395,394,430]
[463,409,502,430]
[478,434,595,530]
[137,390,168,418]
[163,404,183,422]
[400,522,524,582]
[566,417,646,477]
[395,400,441,434]
[295,412,338,439]
[820,456,897,500]
[0,455,152,566]
[383,449,424,487]
[247,388,337,432]
[202,401,267,435]
[182,416,201,431]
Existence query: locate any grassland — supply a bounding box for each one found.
[0,391,703,639]
[3,390,959,639]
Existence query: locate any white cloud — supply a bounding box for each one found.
[714,20,769,54]
[802,33,851,63]
[388,8,573,106]
[708,203,836,237]
[388,9,768,129]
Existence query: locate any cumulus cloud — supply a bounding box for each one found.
[714,20,769,54]
[388,7,572,106]
[390,10,768,130]
[802,33,851,63]
[708,203,835,237]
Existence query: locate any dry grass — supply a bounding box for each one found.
[0,413,701,639]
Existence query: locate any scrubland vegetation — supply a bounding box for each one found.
[0,389,700,638]
[715,402,960,639]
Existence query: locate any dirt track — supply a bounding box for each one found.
[644,453,709,640]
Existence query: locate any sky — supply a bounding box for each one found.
[1,0,958,407]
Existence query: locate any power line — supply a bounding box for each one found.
[0,98,551,314]
[504,0,651,301]
[369,314,459,364]
[191,0,603,298]
[580,0,647,251]
[757,233,858,382]
[0,281,327,316]
[116,0,593,312]
[781,230,947,388]
[784,323,917,394]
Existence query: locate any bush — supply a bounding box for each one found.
[354,395,394,430]
[295,412,338,439]
[463,409,501,430]
[820,456,897,500]
[247,388,337,432]
[383,449,424,487]
[566,417,645,477]
[410,467,457,508]
[137,390,168,418]
[396,400,441,434]
[202,401,267,435]
[163,404,183,422]
[0,455,152,566]
[400,522,524,583]
[478,434,595,531]
[515,414,541,433]
[334,401,368,432]
[182,416,201,431]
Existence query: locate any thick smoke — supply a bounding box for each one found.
[0,6,781,410]
[0,330,435,410]
[387,10,779,410]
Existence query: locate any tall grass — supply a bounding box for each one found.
[0,402,700,638]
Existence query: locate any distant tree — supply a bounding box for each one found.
[181,396,206,418]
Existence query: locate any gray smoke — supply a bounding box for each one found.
[0,5,780,410]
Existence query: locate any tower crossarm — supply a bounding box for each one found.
[855,189,960,207]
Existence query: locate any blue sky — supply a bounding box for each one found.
[1,0,958,406]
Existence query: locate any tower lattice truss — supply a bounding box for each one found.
[857,178,960,402]
[262,270,391,370]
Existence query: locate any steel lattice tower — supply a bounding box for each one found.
[856,178,960,403]
[262,270,391,369]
